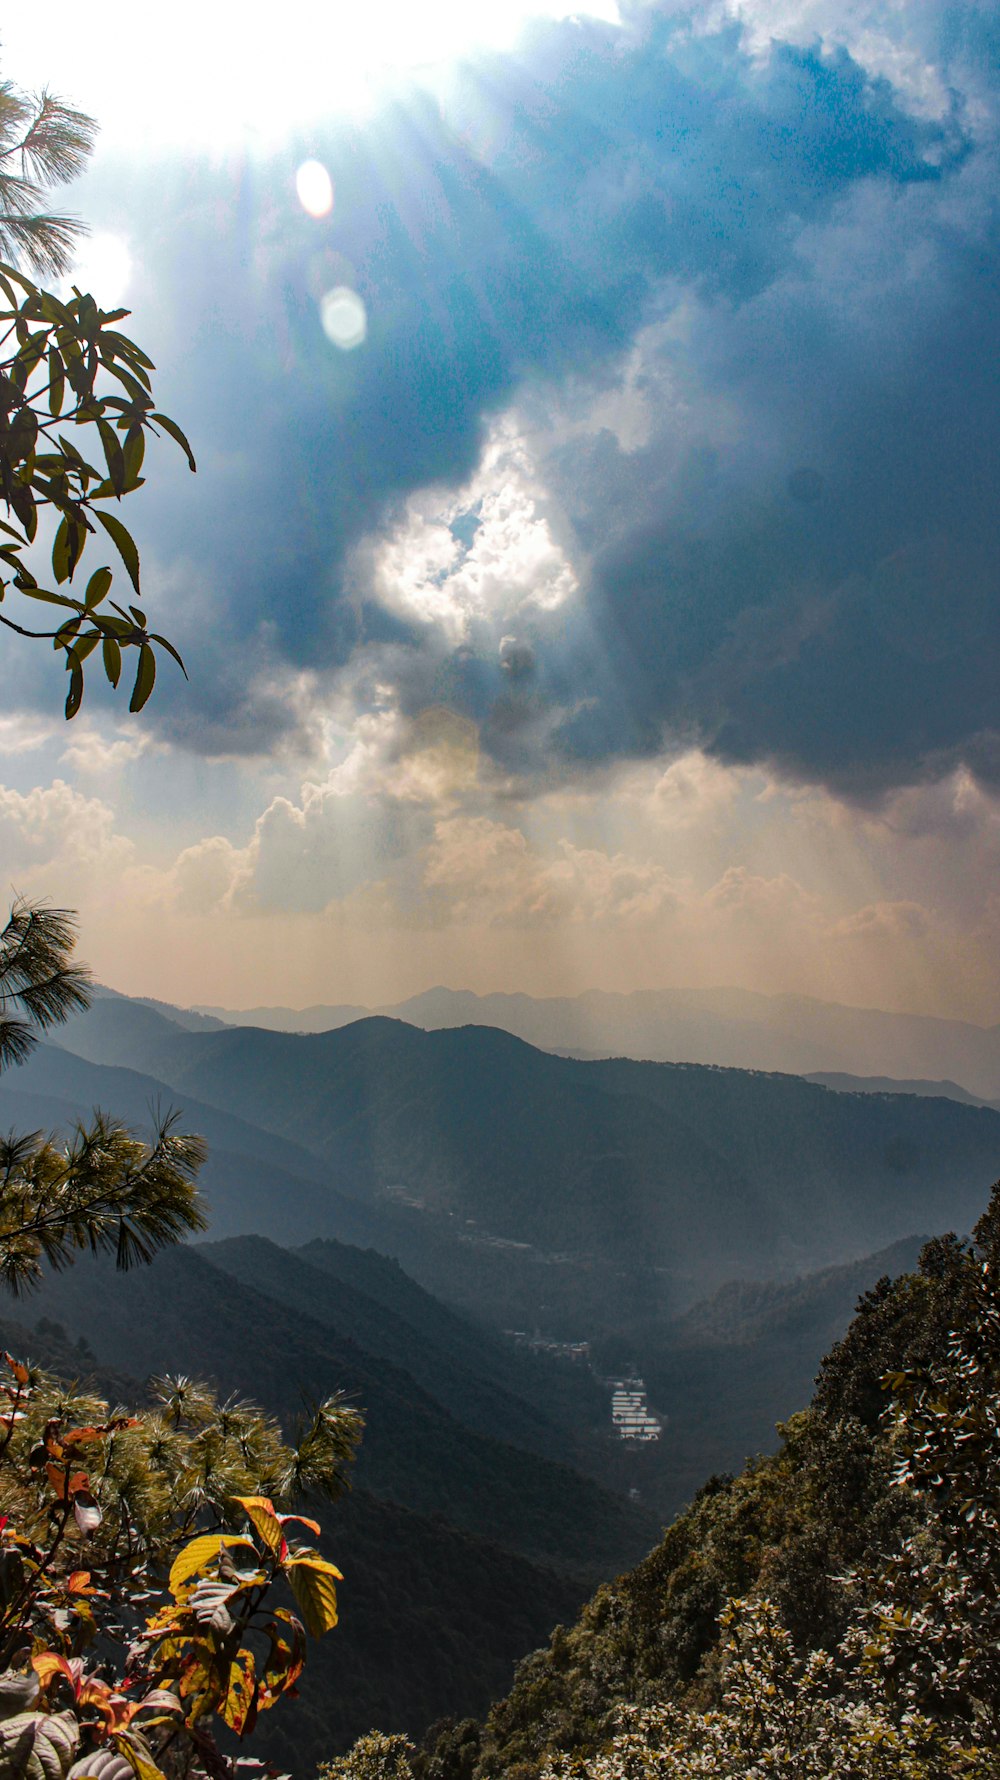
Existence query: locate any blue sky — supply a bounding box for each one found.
[2,0,999,1015]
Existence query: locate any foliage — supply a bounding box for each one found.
[0,901,364,1776]
[846,1199,1000,1745]
[0,81,97,278]
[0,900,91,1071]
[536,1599,997,1778]
[0,260,194,715]
[399,1184,1000,1780]
[0,1356,361,1778]
[319,1733,418,1780]
[0,901,205,1293]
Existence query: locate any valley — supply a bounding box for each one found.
[5,984,990,1767]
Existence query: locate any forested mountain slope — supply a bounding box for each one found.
[412,1196,1000,1780]
[201,1235,605,1464]
[28,1245,654,1576]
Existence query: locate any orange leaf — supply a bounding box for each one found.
[232,1495,283,1554]
[3,1352,28,1386]
[279,1512,321,1537]
[32,1651,77,1694]
[45,1463,89,1500]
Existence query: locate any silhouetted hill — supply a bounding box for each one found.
[805,1069,998,1108]
[294,1237,605,1432]
[91,983,227,1032]
[190,984,1000,1101]
[51,1006,1000,1297]
[196,998,371,1032]
[29,1245,655,1577]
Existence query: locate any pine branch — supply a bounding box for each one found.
[0,82,97,275]
[0,1113,208,1294]
[0,898,91,1071]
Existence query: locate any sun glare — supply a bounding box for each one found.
[2,2,622,147]
[66,233,132,308]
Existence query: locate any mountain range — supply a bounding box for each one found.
[49,996,1000,1311]
[9,981,990,1766]
[192,984,1000,1103]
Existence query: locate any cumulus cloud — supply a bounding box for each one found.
[59,727,154,776]
[422,815,680,925]
[0,780,134,897]
[829,898,931,940]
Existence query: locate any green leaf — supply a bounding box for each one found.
[64,656,84,720]
[47,348,64,418]
[122,426,145,490]
[96,417,126,496]
[20,586,79,610]
[84,567,112,609]
[95,509,140,594]
[150,632,188,678]
[102,636,122,687]
[129,644,157,713]
[152,412,197,472]
[51,518,69,586]
[113,332,155,371]
[52,514,86,585]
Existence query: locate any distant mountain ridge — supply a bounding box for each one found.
[190,984,1000,1101]
[50,996,1000,1305]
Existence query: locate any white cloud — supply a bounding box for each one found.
[0,716,56,756]
[59,726,154,776]
[0,780,136,915]
[367,422,578,643]
[423,815,679,926]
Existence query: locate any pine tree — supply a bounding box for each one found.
[0,80,97,277]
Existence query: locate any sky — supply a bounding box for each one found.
[2,0,1000,1017]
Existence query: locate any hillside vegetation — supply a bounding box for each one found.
[394,1189,1000,1779]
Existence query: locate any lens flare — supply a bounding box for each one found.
[320,287,368,350]
[296,160,334,219]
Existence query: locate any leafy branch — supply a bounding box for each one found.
[0,261,195,716]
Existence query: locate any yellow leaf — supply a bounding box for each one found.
[114,1728,168,1780]
[232,1494,283,1553]
[221,1649,257,1736]
[168,1534,255,1598]
[286,1555,342,1636]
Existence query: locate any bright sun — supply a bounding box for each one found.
[3,0,621,148]
[65,232,133,307]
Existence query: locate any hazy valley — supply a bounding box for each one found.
[5,982,997,1768]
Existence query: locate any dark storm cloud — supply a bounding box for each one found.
[552,122,1000,799]
[71,4,965,768]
